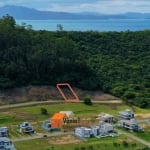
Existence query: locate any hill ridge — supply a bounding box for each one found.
[0,5,150,20]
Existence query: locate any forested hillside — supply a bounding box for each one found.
[0,15,150,107]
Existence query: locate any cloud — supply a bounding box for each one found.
[0,0,150,14]
[48,0,150,14]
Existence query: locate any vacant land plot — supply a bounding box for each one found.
[14,134,147,150]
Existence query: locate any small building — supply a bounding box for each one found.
[19,122,34,134]
[99,121,114,136]
[118,119,140,131]
[91,126,99,136]
[118,109,134,120]
[42,120,51,131]
[59,111,74,117]
[0,137,16,150]
[0,127,9,137]
[74,127,92,138]
[51,113,67,129]
[96,113,114,123]
[75,121,114,138]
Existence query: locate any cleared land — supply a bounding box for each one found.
[0,85,118,104]
[14,135,147,150]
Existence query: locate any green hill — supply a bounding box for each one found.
[0,15,149,108]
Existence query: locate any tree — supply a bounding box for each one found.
[0,14,16,29]
[56,24,63,31]
[83,97,92,105]
[41,108,48,115]
[122,141,129,147]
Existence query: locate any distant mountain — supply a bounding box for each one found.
[0,5,150,20]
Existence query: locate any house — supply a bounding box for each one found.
[42,120,51,131]
[91,126,100,136]
[0,127,9,137]
[75,121,115,138]
[118,109,134,120]
[59,111,74,117]
[99,121,114,136]
[0,137,16,150]
[74,127,92,138]
[19,122,34,134]
[51,113,67,128]
[118,119,140,131]
[96,113,114,123]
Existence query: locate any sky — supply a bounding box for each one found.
[0,0,150,14]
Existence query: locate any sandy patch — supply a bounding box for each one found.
[48,135,82,145]
[135,113,150,119]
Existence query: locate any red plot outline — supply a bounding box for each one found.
[56,83,79,102]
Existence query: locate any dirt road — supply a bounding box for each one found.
[12,131,73,142]
[0,99,122,110]
[117,129,150,148]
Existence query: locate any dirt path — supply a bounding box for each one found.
[12,131,74,142]
[117,129,150,148]
[0,99,122,110]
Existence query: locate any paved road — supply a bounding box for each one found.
[0,99,122,110]
[12,131,73,142]
[117,129,150,148]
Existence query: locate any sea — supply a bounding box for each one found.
[16,19,150,32]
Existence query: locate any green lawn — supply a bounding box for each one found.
[12,103,132,117]
[1,103,149,122]
[14,135,146,150]
[0,114,20,124]
[133,131,150,142]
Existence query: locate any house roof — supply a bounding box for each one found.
[119,109,133,115]
[59,111,74,117]
[0,137,11,142]
[97,112,114,118]
[0,127,8,131]
[118,119,138,125]
[51,113,67,120]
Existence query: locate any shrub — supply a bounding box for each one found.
[41,107,48,115]
[122,140,129,147]
[83,97,92,105]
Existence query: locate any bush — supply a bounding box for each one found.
[122,140,129,147]
[41,107,48,115]
[83,97,92,105]
[113,142,118,147]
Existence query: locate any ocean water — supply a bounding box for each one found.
[16,19,150,32]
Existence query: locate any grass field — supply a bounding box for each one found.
[134,131,150,142]
[0,103,132,127]
[14,134,147,150]
[0,103,149,125]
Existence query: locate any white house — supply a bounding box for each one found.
[0,137,16,150]
[19,122,34,134]
[75,121,114,138]
[96,113,114,123]
[99,121,114,136]
[42,120,51,131]
[118,109,134,120]
[0,127,9,137]
[74,127,92,138]
[118,119,140,131]
[91,126,99,136]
